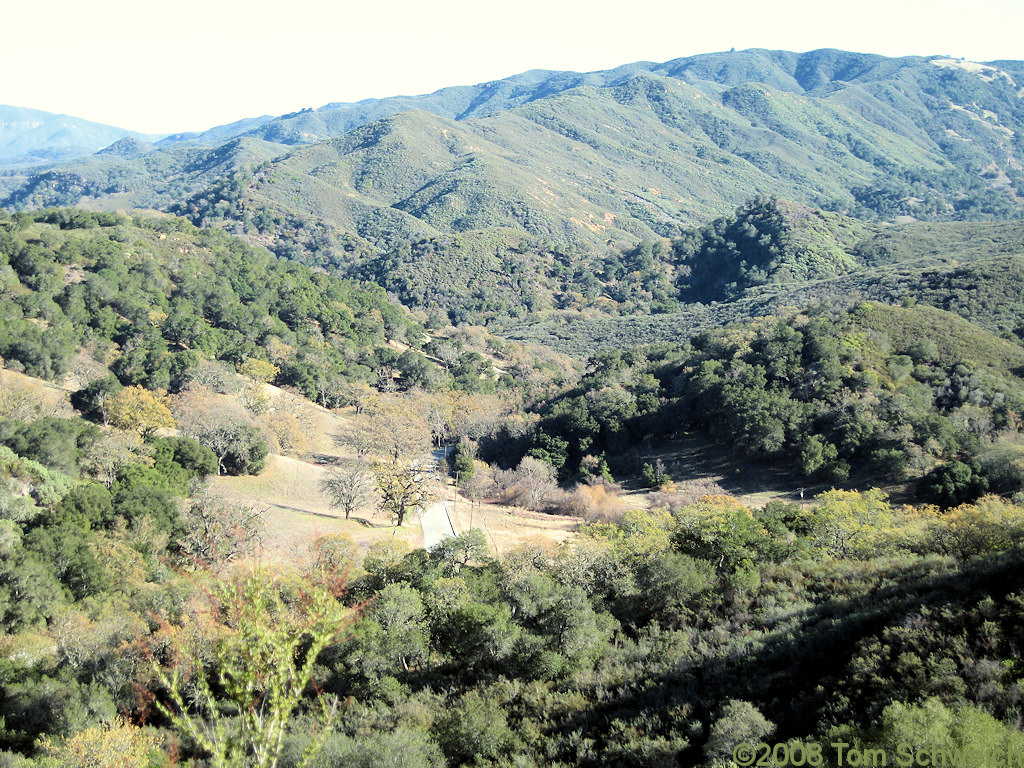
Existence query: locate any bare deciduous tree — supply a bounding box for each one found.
[345,398,432,464]
[433,342,461,370]
[182,359,237,394]
[177,489,264,570]
[0,374,72,421]
[85,430,153,487]
[320,459,375,520]
[173,388,267,475]
[501,456,559,511]
[374,365,399,393]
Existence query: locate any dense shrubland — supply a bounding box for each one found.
[3,201,1024,765]
[3,322,1023,766]
[170,187,1024,338]
[481,301,1024,509]
[0,208,573,405]
[3,458,1024,766]
[0,208,422,396]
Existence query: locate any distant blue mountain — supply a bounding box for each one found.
[0,105,161,167]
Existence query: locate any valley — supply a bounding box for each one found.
[3,46,1024,768]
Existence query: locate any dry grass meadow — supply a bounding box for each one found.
[209,385,582,563]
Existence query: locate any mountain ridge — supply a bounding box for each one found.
[6,48,1019,160]
[0,104,163,168]
[2,48,1024,341]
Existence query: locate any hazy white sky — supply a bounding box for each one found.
[4,0,1023,135]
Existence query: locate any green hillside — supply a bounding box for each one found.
[502,199,1024,353]
[348,196,1024,339]
[0,137,289,212]
[0,207,422,400]
[4,50,1023,312]
[168,69,961,257]
[488,301,1024,509]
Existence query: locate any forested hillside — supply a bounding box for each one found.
[486,302,1024,509]
[503,198,1024,353]
[4,50,1024,317]
[0,208,426,398]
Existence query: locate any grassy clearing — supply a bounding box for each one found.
[210,396,421,562]
[443,488,581,557]
[214,392,580,562]
[210,453,422,562]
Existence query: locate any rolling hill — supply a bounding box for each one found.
[502,201,1024,354]
[1,49,1024,353]
[3,50,1022,261]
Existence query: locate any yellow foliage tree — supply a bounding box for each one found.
[106,386,175,436]
[264,338,296,368]
[264,411,312,456]
[240,358,280,385]
[799,488,895,558]
[928,495,1024,559]
[563,483,626,522]
[41,716,157,768]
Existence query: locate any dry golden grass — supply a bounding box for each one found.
[208,397,422,563]
[211,453,422,563]
[443,486,580,557]
[0,368,74,420]
[184,385,415,564]
[222,390,581,561]
[1,364,582,562]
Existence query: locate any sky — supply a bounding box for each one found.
[5,0,1024,135]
